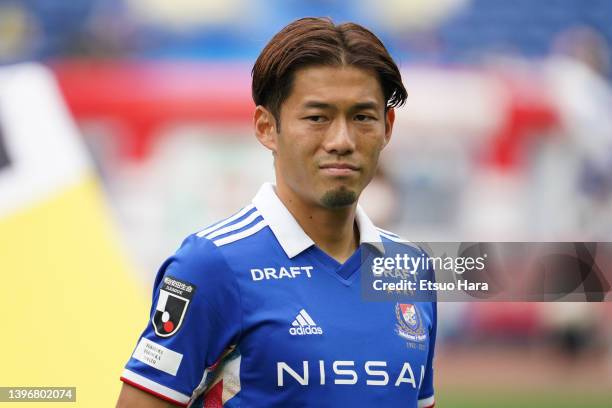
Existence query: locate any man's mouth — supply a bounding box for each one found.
[319,162,360,176]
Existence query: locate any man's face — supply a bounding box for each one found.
[257,65,395,209]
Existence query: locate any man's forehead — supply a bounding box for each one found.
[289,65,385,107]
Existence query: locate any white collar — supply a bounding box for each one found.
[252,182,384,258]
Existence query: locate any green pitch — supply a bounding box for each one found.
[436,389,612,408]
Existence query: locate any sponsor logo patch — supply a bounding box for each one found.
[152,276,196,337]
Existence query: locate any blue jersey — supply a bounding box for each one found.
[121,183,436,408]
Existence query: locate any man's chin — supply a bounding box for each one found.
[319,187,358,208]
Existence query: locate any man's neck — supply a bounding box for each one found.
[275,183,359,264]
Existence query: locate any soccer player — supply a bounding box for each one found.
[116,17,436,408]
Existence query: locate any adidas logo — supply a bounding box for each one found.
[289,309,323,336]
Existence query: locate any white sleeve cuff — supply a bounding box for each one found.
[418,395,435,408]
[121,368,190,406]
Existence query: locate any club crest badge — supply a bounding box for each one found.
[152,276,196,337]
[395,303,427,342]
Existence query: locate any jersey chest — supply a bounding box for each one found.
[233,260,433,404]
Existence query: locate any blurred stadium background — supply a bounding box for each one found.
[1,0,612,406]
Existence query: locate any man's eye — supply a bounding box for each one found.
[305,116,326,123]
[355,114,374,122]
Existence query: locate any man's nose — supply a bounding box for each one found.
[323,118,355,155]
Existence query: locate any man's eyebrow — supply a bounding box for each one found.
[301,101,381,110]
[302,101,333,109]
[352,101,380,111]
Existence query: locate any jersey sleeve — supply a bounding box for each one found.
[121,235,242,406]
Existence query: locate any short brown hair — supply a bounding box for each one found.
[251,17,407,128]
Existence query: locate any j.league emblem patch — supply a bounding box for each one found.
[152,276,196,337]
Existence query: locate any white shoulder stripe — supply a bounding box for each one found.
[204,210,261,240]
[213,220,268,247]
[196,204,255,237]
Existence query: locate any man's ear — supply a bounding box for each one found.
[254,105,278,153]
[383,107,395,148]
